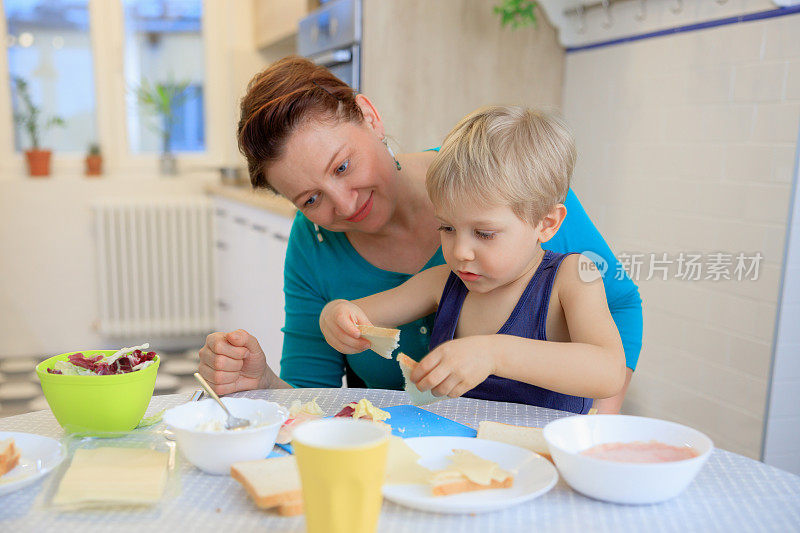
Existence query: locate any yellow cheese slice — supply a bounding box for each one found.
[288,397,324,417]
[53,447,169,506]
[431,449,511,486]
[384,436,433,485]
[349,398,390,422]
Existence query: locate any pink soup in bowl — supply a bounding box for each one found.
[543,415,713,504]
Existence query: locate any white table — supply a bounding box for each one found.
[1,388,799,532]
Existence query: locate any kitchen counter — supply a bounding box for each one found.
[206,183,297,219]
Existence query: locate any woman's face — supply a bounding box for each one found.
[266,99,399,234]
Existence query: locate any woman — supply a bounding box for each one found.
[198,56,642,413]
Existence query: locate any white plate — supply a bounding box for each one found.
[382,436,558,514]
[0,431,64,496]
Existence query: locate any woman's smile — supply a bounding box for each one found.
[346,191,374,222]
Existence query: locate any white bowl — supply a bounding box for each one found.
[543,415,713,504]
[163,398,288,475]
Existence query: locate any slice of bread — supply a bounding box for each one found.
[397,353,444,406]
[477,421,551,462]
[357,324,400,359]
[231,456,303,514]
[0,438,20,477]
[277,499,304,516]
[431,474,514,496]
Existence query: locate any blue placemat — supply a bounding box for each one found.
[272,404,476,455]
[383,404,477,438]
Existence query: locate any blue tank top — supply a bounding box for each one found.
[429,250,592,414]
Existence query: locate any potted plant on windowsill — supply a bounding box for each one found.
[12,76,65,177]
[86,143,102,176]
[133,77,190,175]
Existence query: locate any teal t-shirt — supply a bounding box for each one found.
[279,188,643,389]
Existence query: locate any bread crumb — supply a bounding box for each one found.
[216,508,221,513]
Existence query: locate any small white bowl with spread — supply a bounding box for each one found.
[543,414,713,504]
[163,397,289,475]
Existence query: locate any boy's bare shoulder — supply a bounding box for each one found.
[419,263,451,292]
[555,253,605,295]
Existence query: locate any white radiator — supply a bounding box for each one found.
[92,198,215,337]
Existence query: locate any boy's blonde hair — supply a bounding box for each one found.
[426,105,576,225]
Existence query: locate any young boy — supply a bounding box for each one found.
[319,106,625,413]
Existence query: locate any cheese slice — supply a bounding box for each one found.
[431,449,511,486]
[288,397,324,417]
[53,447,169,506]
[349,398,390,422]
[384,436,433,485]
[357,325,400,359]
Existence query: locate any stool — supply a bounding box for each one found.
[0,381,40,401]
[154,373,180,393]
[28,396,51,412]
[0,358,38,374]
[162,358,198,376]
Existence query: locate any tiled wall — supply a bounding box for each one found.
[562,13,800,459]
[763,142,800,473]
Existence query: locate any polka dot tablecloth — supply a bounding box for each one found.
[1,388,799,532]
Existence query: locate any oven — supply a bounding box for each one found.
[298,0,361,90]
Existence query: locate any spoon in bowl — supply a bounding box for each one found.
[193,372,251,430]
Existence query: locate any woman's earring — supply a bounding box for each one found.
[382,137,401,171]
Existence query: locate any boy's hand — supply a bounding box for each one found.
[411,336,496,398]
[319,299,374,354]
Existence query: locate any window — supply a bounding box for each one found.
[0,0,227,173]
[4,0,97,153]
[122,0,205,154]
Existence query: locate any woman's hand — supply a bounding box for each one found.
[198,329,278,394]
[319,299,373,354]
[411,336,496,398]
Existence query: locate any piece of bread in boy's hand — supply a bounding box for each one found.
[477,421,552,462]
[397,352,445,406]
[429,449,513,496]
[231,456,303,515]
[0,438,21,477]
[356,324,400,359]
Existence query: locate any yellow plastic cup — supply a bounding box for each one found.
[293,418,389,533]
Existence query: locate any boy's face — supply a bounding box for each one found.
[435,201,553,294]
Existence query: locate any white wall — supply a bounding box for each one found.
[763,134,800,473]
[0,174,215,357]
[562,12,800,458]
[0,1,263,359]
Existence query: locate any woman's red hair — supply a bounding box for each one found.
[237,55,363,191]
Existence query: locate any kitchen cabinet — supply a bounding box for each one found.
[253,0,319,49]
[212,196,292,375]
[360,0,564,150]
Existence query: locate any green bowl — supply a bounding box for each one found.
[35,350,160,434]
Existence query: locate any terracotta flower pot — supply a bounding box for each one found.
[85,154,103,176]
[25,149,52,177]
